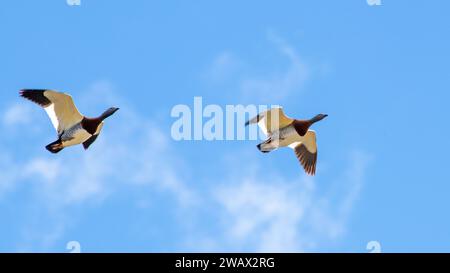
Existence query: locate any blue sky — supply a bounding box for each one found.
[0,0,449,252]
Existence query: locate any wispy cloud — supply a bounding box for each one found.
[0,81,369,252]
[0,81,196,250]
[207,52,242,83]
[305,151,371,243]
[240,32,309,102]
[2,103,35,127]
[196,33,367,251]
[0,154,21,198]
[206,31,310,103]
[214,176,313,252]
[15,81,195,206]
[191,151,370,252]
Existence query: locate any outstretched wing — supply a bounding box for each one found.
[289,130,318,175]
[20,89,84,134]
[83,135,99,150]
[83,122,104,150]
[246,107,294,135]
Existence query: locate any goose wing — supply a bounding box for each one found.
[246,107,294,135]
[83,122,104,150]
[289,130,318,175]
[20,89,84,135]
[83,135,99,150]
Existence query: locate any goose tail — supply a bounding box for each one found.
[257,139,276,153]
[46,140,64,154]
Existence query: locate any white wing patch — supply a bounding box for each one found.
[257,119,269,135]
[44,104,60,133]
[289,141,301,150]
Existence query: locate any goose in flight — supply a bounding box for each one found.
[246,107,327,175]
[20,89,119,154]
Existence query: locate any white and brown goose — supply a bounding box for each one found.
[20,89,119,154]
[246,107,327,175]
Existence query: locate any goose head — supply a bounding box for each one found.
[310,114,328,124]
[100,107,120,121]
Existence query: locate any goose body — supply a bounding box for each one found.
[246,107,327,175]
[20,89,118,153]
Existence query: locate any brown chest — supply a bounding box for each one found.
[81,118,102,135]
[292,120,311,136]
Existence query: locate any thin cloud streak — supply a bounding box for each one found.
[0,81,196,251]
[192,150,370,252]
[0,81,369,252]
[206,31,310,103]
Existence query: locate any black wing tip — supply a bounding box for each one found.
[246,114,261,127]
[256,143,271,153]
[19,89,49,97]
[20,89,46,93]
[45,140,64,154]
[19,89,52,107]
[83,142,91,150]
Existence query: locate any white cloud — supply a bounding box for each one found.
[207,51,242,83]
[0,154,21,198]
[0,80,369,253]
[305,152,371,244]
[206,31,310,102]
[2,103,35,126]
[0,81,196,250]
[24,158,62,183]
[240,32,309,101]
[214,177,313,252]
[206,151,370,252]
[15,81,196,207]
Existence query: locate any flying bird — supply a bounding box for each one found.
[20,89,119,154]
[246,107,327,175]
